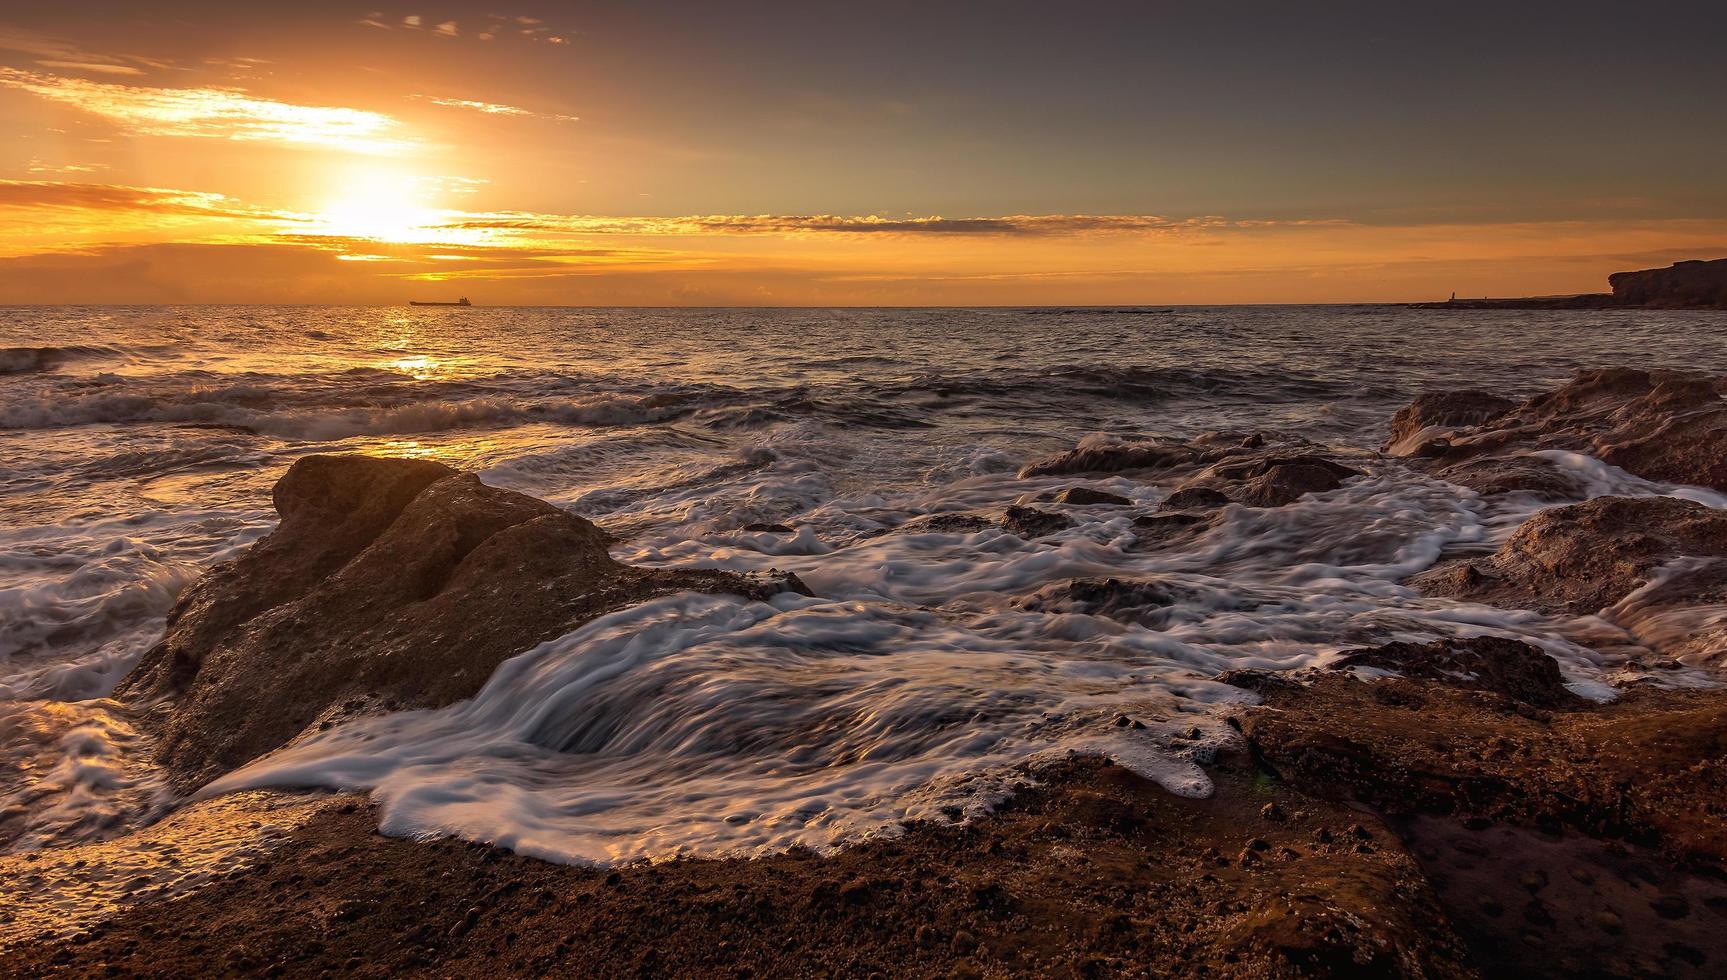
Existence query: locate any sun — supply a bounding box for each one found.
[313,169,444,242]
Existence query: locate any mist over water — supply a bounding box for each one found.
[6,304,1727,862]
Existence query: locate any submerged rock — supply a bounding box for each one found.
[1000,505,1073,539]
[1017,439,1194,479]
[1176,453,1362,509]
[1044,486,1132,506]
[118,454,808,788]
[1161,485,1229,509]
[888,513,998,536]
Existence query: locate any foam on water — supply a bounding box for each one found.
[6,304,1727,864]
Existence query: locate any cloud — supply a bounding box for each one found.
[33,60,145,76]
[0,69,411,152]
[0,179,283,219]
[431,211,1303,238]
[0,25,162,76]
[412,95,579,124]
[433,21,459,38]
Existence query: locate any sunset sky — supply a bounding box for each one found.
[1,1,1723,305]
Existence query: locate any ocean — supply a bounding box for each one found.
[4,304,1727,863]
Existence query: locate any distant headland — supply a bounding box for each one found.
[1414,257,1727,310]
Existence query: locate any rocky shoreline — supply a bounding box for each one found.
[8,367,1727,977]
[1410,258,1727,310]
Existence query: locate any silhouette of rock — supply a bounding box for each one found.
[1609,258,1727,308]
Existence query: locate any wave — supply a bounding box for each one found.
[0,345,122,376]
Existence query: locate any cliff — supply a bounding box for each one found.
[1609,257,1727,308]
[1415,256,1727,310]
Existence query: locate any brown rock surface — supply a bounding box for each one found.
[1383,391,1515,455]
[1387,368,1727,494]
[117,454,807,788]
[1000,504,1074,538]
[5,759,1475,979]
[1416,493,1727,605]
[1229,658,1727,867]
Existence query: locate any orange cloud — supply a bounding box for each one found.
[412,95,578,124]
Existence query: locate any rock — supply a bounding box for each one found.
[1174,453,1361,509]
[1001,505,1073,539]
[1018,440,1194,479]
[1161,486,1229,509]
[1429,456,1579,500]
[117,454,808,787]
[1235,461,1352,508]
[740,522,793,533]
[1330,637,1580,709]
[1130,512,1213,548]
[887,513,997,536]
[1413,497,1727,663]
[1609,258,1727,308]
[1234,669,1727,866]
[1018,577,1244,629]
[1387,369,1727,492]
[1383,391,1516,456]
[1047,486,1132,506]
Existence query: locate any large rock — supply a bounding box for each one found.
[1382,391,1514,456]
[1414,495,1727,664]
[1225,645,1727,867]
[1415,496,1727,614]
[1386,369,1727,493]
[1609,258,1727,308]
[118,455,806,787]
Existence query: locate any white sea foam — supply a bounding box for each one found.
[9,304,1727,861]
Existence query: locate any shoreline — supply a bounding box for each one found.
[7,366,1727,976]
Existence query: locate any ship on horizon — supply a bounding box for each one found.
[409,296,472,307]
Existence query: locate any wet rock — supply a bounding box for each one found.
[888,513,997,536]
[1235,669,1727,865]
[1386,368,1727,492]
[1161,486,1229,509]
[1330,636,1581,709]
[1235,461,1353,508]
[1383,391,1516,456]
[1413,496,1727,662]
[1430,455,1581,500]
[1017,440,1194,479]
[1046,486,1132,506]
[1001,505,1073,539]
[117,454,808,787]
[1018,577,1241,629]
[1129,511,1213,548]
[1174,453,1362,509]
